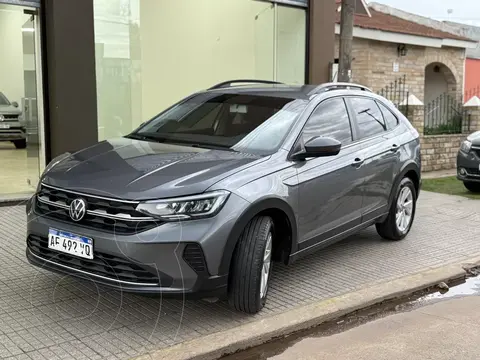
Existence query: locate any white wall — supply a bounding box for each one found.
[0,9,29,105]
[139,0,275,122]
[277,6,306,84]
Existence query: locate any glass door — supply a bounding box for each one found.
[0,3,42,197]
[22,14,41,191]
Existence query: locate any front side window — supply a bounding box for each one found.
[132,93,308,156]
[349,97,386,138]
[302,97,352,145]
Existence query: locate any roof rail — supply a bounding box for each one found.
[209,79,284,90]
[308,82,372,96]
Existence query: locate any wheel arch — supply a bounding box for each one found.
[389,161,421,208]
[218,197,298,275]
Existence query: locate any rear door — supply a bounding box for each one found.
[346,96,399,222]
[296,97,364,251]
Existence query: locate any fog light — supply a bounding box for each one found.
[459,168,467,176]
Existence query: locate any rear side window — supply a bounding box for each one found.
[377,101,399,130]
[302,97,352,145]
[349,97,386,139]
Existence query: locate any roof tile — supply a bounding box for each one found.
[335,8,471,41]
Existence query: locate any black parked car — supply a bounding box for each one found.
[457,131,480,192]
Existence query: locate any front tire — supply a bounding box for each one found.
[464,181,480,193]
[228,216,274,314]
[376,177,416,241]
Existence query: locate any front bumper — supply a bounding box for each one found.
[26,193,248,298]
[0,127,26,141]
[457,150,480,183]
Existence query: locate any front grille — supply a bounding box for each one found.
[27,234,173,286]
[3,114,19,121]
[35,184,160,234]
[466,167,480,176]
[183,244,208,273]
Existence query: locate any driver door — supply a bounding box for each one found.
[295,97,365,252]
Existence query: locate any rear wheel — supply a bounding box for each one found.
[228,216,273,314]
[13,139,26,149]
[463,181,480,193]
[376,177,416,241]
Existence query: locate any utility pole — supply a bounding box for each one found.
[338,0,355,82]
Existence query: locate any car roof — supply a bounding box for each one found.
[206,84,315,100]
[204,81,373,101]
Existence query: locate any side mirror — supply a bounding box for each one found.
[12,101,19,108]
[292,136,341,161]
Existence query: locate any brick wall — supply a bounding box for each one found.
[334,36,466,102]
[403,104,472,173]
[420,135,465,172]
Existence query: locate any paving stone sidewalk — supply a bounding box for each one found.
[0,191,479,360]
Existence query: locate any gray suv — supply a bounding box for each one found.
[0,92,25,149]
[26,80,421,314]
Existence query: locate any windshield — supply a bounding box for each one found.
[131,93,307,155]
[0,93,10,106]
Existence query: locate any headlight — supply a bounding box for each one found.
[460,140,472,153]
[136,190,230,221]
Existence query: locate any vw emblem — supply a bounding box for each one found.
[69,198,87,221]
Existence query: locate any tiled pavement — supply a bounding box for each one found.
[1,191,480,359]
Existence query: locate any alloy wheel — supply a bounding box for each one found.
[396,187,413,233]
[260,232,272,299]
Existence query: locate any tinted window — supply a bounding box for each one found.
[350,97,386,138]
[302,98,352,144]
[377,101,399,129]
[134,93,308,156]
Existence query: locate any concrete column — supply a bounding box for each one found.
[400,94,424,136]
[464,96,480,133]
[43,0,98,160]
[308,0,336,84]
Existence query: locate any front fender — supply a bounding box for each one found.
[217,197,298,275]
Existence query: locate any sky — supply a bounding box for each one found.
[367,0,480,26]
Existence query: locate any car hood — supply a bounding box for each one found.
[0,105,21,115]
[468,131,480,146]
[42,137,266,200]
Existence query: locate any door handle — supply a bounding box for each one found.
[352,157,364,167]
[390,144,400,152]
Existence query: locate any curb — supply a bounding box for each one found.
[136,256,480,360]
[0,193,32,207]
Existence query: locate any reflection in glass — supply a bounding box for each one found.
[93,0,306,142]
[0,5,40,196]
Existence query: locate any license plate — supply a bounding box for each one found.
[48,228,93,259]
[0,124,10,129]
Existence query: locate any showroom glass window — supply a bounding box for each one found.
[93,0,307,141]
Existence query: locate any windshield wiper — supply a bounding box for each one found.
[125,133,166,142]
[126,133,236,151]
[190,143,236,152]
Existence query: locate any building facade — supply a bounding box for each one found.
[0,0,337,199]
